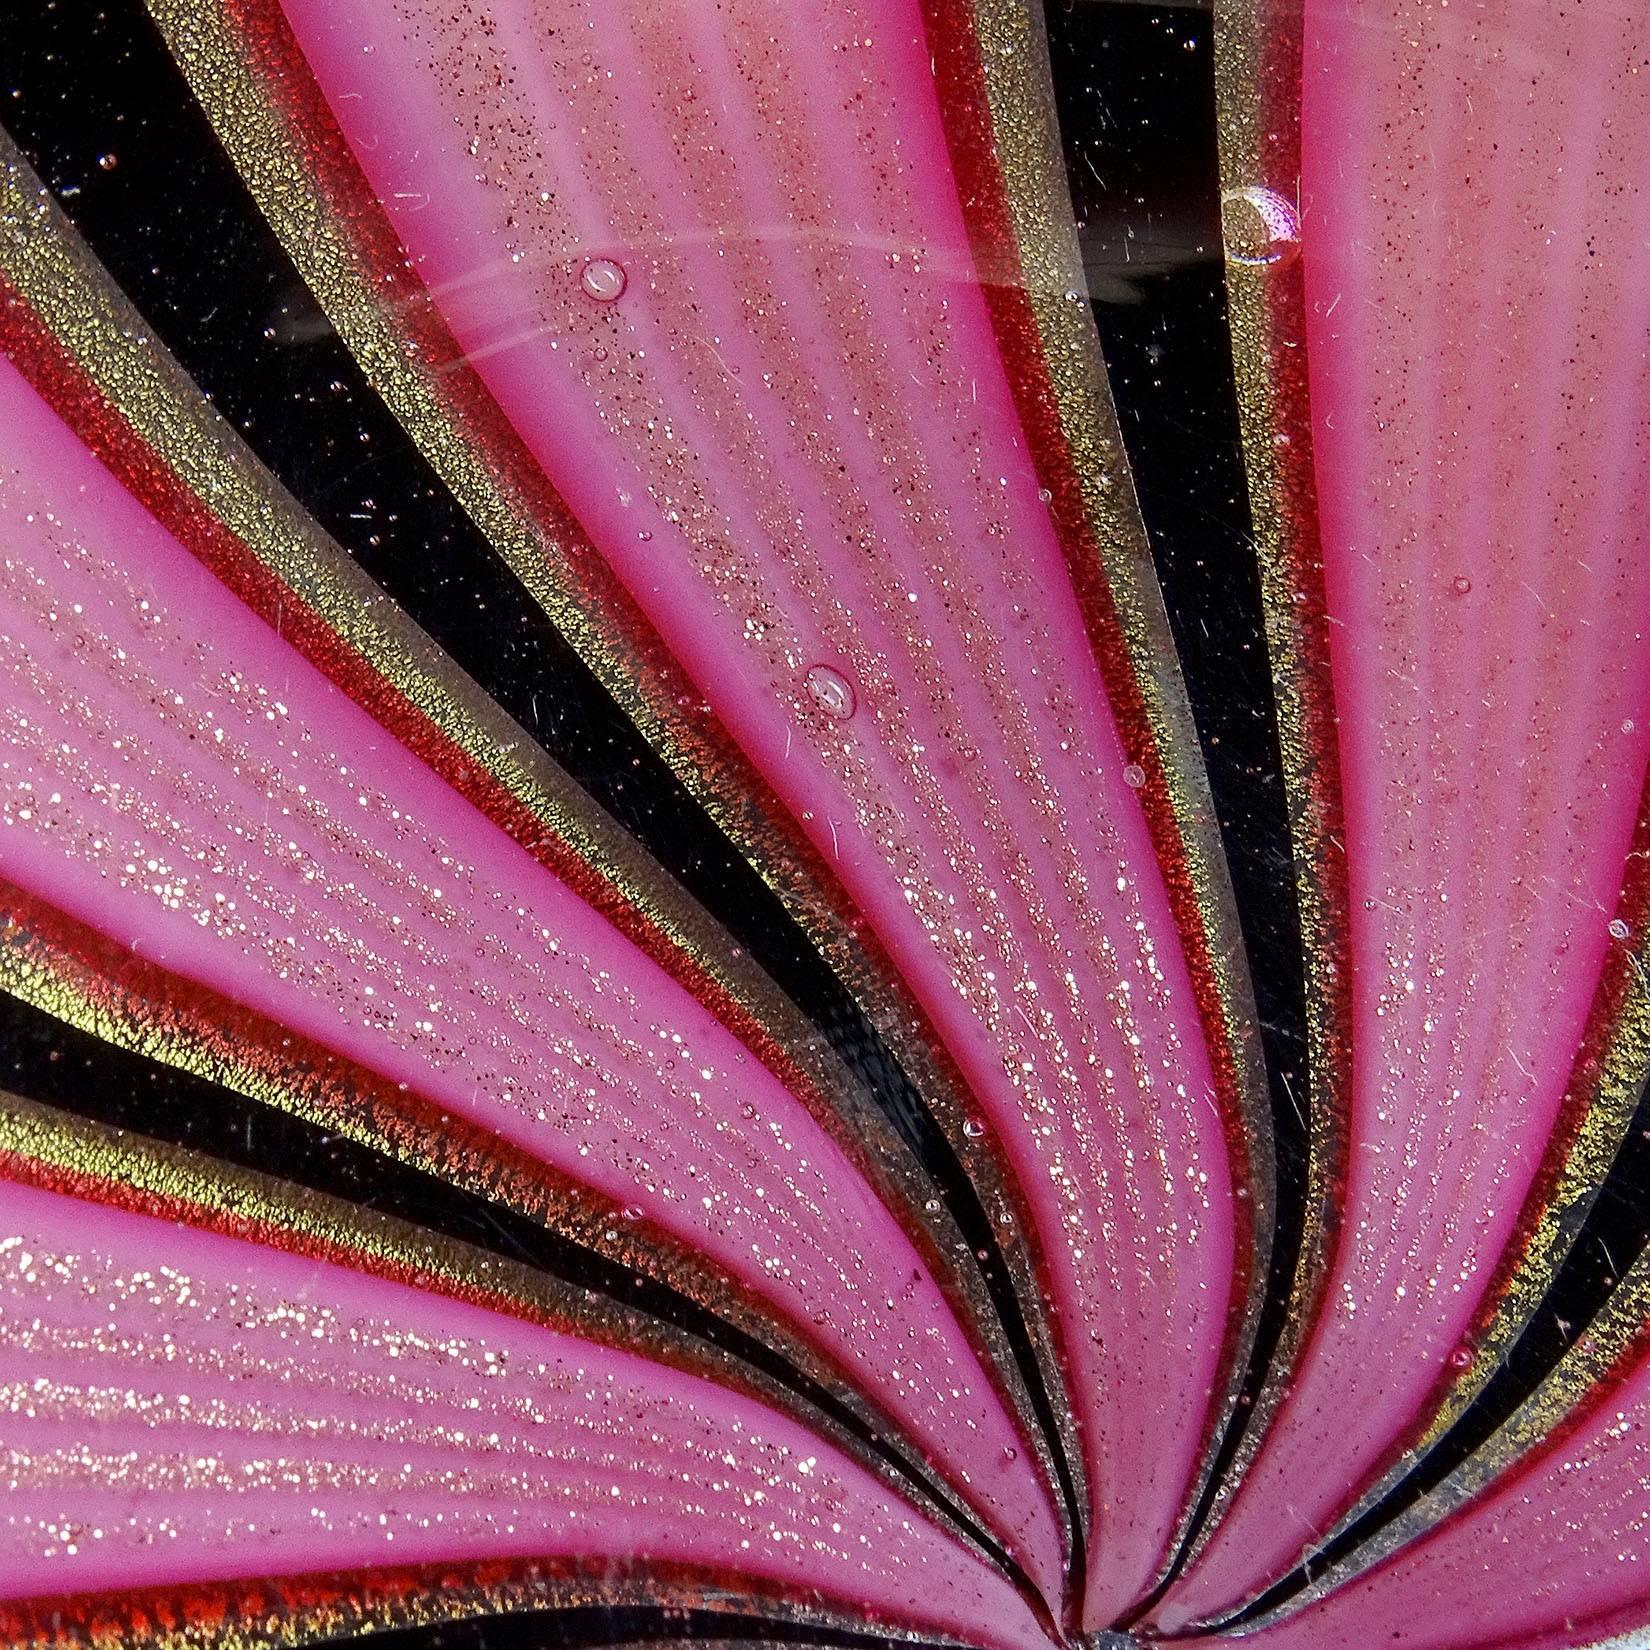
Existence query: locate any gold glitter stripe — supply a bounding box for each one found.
[1197,0,1352,1538]
[0,127,1056,1496]
[1432,950,1650,1436]
[1284,914,1650,1582]
[0,1085,1008,1578]
[952,0,1276,1582]
[141,0,1072,1539]
[0,894,1008,1569]
[1241,1241,1650,1630]
[0,1086,711,1363]
[1210,0,1650,1565]
[1244,812,1650,1592]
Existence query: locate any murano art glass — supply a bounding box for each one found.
[1,1,1648,1647]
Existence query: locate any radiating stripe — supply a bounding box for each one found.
[142,1,1078,1565]
[1184,1240,1650,1649]
[1159,0,1650,1626]
[1179,0,1354,1572]
[0,344,1056,1582]
[917,0,1275,1616]
[0,1159,1048,1650]
[170,0,1260,1617]
[1,1566,934,1650]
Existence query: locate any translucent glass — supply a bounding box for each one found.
[2,3,1648,1648]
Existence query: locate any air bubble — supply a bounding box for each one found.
[1123,763,1147,789]
[580,258,627,302]
[1451,575,1473,596]
[1221,185,1301,268]
[804,664,856,721]
[1610,918,1631,941]
[962,1117,987,1138]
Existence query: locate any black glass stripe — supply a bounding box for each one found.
[1041,1,1650,1617]
[1042,0,1310,1566]
[0,981,1023,1578]
[0,0,1080,1548]
[1223,1068,1650,1626]
[337,1605,956,1650]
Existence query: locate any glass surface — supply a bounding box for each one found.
[1,2,1648,1647]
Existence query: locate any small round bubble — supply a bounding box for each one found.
[580,257,627,302]
[804,664,856,721]
[1221,185,1301,267]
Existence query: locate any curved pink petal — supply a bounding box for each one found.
[0,348,1059,1587]
[266,0,1244,1611]
[1161,0,1650,1624]
[0,1175,1048,1650]
[1184,1326,1650,1650]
